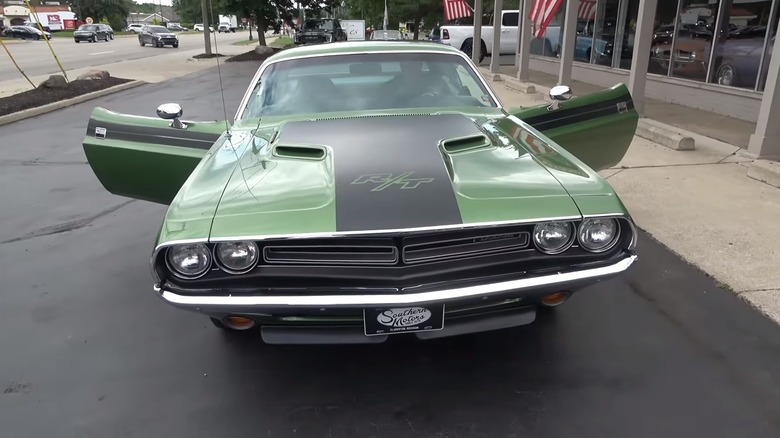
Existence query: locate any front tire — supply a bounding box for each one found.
[139,38,144,46]
[173,43,179,48]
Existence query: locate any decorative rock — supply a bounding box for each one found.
[254,45,274,55]
[76,69,110,81]
[38,75,67,89]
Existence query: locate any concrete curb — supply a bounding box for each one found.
[0,80,146,127]
[636,118,696,151]
[747,159,780,189]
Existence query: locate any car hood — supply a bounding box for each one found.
[205,114,586,239]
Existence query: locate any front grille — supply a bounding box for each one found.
[402,230,530,264]
[258,226,534,267]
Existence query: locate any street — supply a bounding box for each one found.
[0,30,248,82]
[1,62,780,437]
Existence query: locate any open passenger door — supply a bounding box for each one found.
[82,106,228,205]
[510,83,638,171]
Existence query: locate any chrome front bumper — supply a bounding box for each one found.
[155,254,637,311]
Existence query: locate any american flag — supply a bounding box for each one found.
[442,0,472,21]
[578,0,597,20]
[528,0,564,38]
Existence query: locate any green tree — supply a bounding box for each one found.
[66,0,134,30]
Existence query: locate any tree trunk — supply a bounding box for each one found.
[200,0,211,55]
[256,12,267,46]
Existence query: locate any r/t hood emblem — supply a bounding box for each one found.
[351,172,434,191]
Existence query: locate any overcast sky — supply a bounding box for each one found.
[134,0,173,7]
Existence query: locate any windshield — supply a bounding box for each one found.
[148,26,168,33]
[241,52,497,119]
[79,25,98,31]
[304,20,333,30]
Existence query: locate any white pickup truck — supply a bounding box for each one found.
[441,10,520,62]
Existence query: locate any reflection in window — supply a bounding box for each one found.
[531,1,566,58]
[708,0,776,90]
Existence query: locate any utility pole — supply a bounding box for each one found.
[201,0,212,55]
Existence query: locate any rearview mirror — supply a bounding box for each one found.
[156,103,187,129]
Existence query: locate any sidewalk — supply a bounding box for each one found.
[0,38,272,98]
[482,68,780,324]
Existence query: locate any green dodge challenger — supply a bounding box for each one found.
[82,41,639,344]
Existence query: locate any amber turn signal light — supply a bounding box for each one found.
[223,316,256,330]
[541,291,569,307]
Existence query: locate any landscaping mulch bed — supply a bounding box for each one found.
[225,47,283,63]
[0,77,132,117]
[192,53,225,59]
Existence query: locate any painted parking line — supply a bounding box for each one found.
[90,51,115,55]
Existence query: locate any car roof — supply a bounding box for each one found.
[267,41,462,63]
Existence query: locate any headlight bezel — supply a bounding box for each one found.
[577,217,622,253]
[165,243,213,280]
[532,221,576,255]
[213,241,260,275]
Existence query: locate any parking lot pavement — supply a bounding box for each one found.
[2,64,780,437]
[0,30,248,82]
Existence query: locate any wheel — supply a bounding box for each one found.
[173,43,179,48]
[34,34,40,40]
[461,39,485,63]
[110,34,114,40]
[105,34,109,42]
[716,60,738,87]
[139,38,144,46]
[91,35,96,42]
[75,40,80,43]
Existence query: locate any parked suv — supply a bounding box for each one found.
[295,18,347,45]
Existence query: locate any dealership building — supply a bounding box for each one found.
[477,0,780,160]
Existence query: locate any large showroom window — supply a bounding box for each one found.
[573,0,640,69]
[649,0,778,91]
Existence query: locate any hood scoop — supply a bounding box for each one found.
[272,143,327,161]
[440,134,492,154]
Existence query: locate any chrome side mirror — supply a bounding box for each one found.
[156,103,187,129]
[547,85,573,111]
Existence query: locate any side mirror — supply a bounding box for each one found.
[549,85,573,101]
[547,85,573,111]
[156,103,187,129]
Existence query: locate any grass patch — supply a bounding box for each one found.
[232,38,259,46]
[272,36,294,46]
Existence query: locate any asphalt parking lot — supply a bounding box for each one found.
[2,63,780,438]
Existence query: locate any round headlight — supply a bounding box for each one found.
[578,218,620,253]
[166,244,212,278]
[215,241,259,274]
[533,222,574,254]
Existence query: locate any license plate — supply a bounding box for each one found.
[363,305,445,336]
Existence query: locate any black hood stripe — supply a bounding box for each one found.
[277,115,480,232]
[522,95,634,132]
[86,119,222,150]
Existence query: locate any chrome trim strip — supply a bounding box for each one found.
[232,46,503,121]
[263,245,399,265]
[156,254,637,308]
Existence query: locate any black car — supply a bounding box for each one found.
[138,25,179,48]
[74,24,111,43]
[2,25,51,40]
[295,18,347,45]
